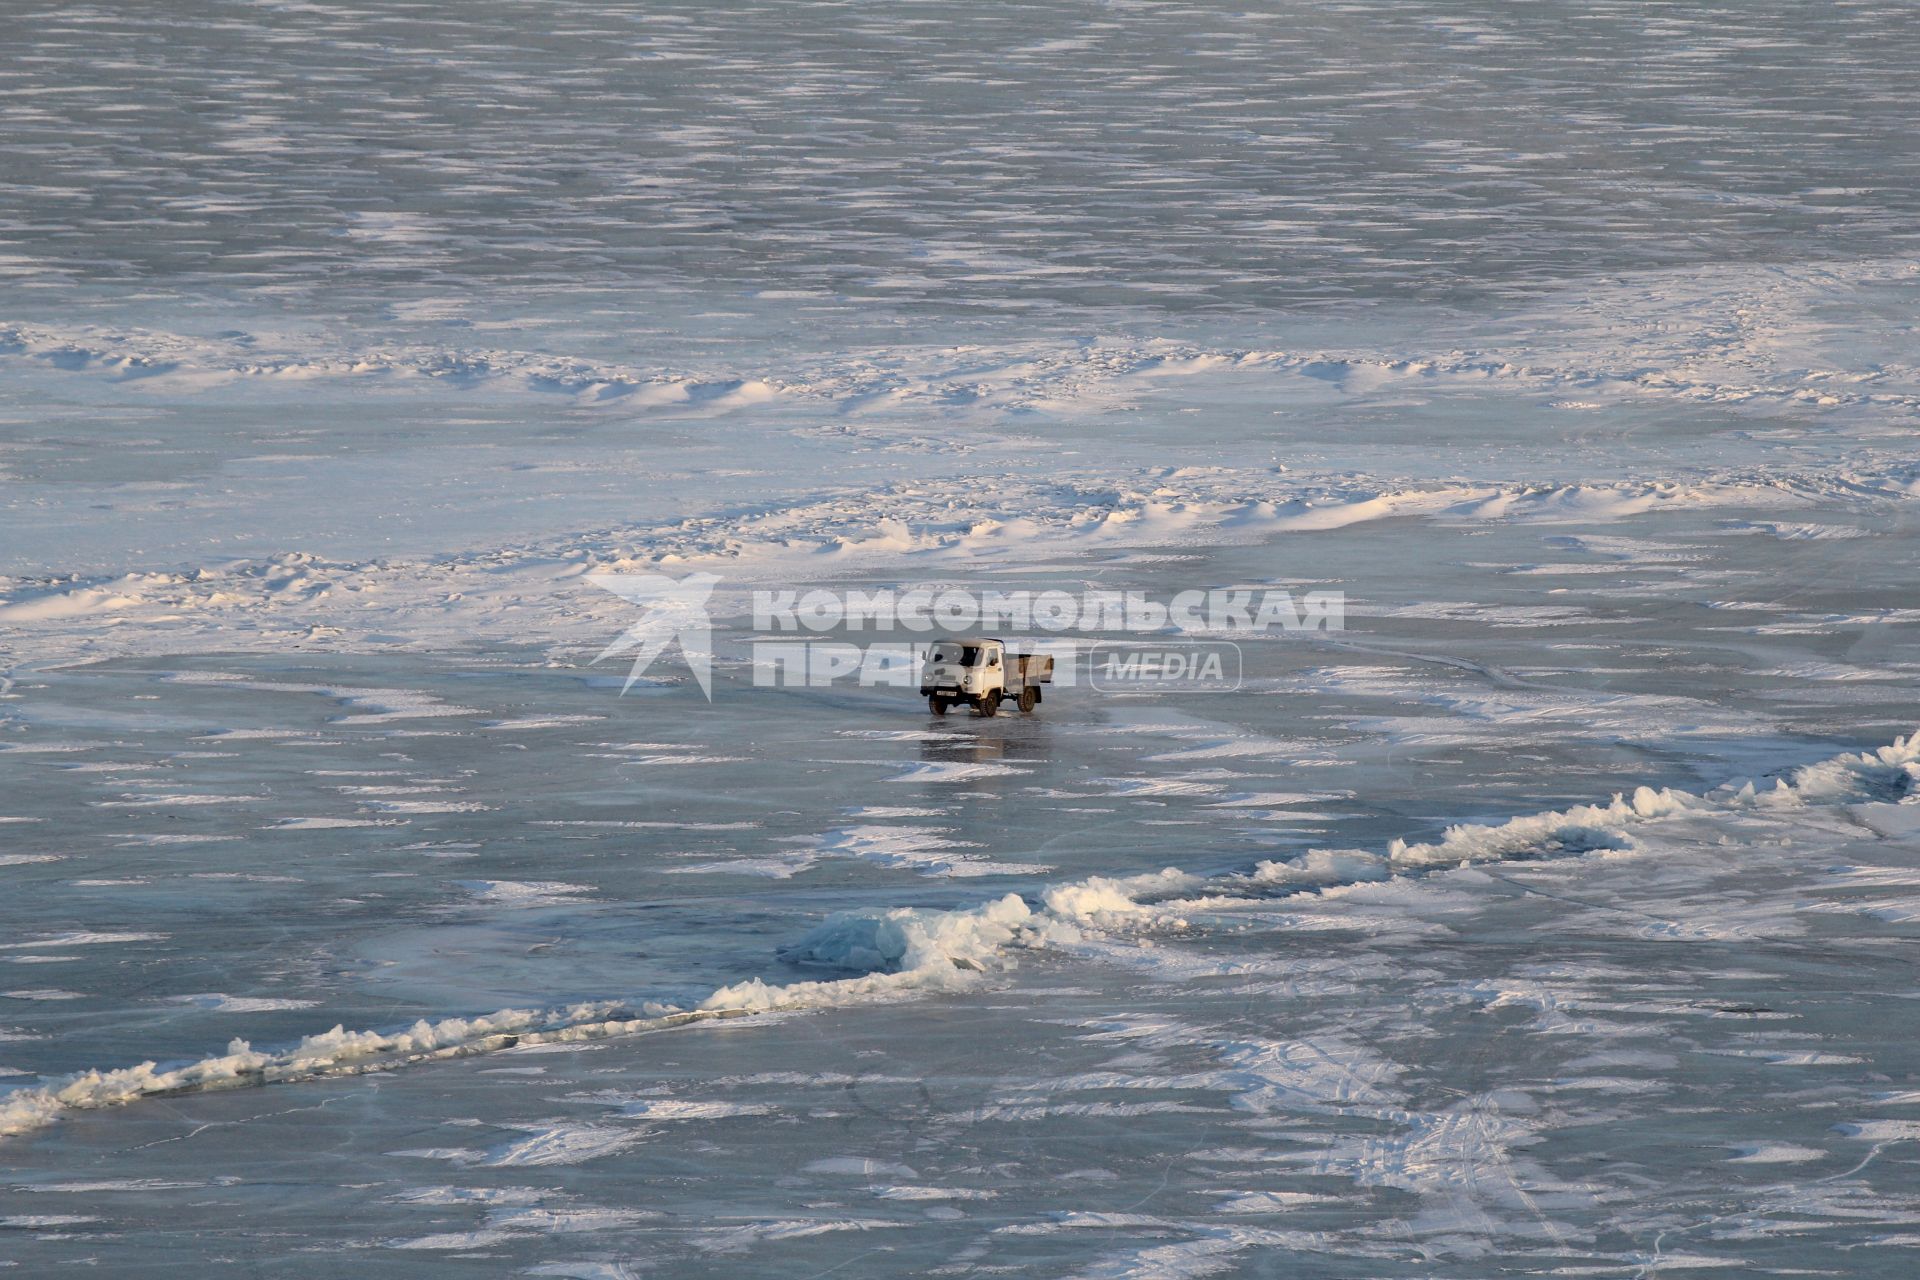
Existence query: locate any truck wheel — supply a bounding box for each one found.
[929,695,948,716]
[977,693,998,717]
[1018,686,1037,713]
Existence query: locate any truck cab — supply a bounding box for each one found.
[919,637,1051,717]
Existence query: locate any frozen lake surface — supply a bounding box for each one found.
[3,2,1919,1275]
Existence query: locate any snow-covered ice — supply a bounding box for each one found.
[5,1,1920,1275]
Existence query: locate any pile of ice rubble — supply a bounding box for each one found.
[4,731,1915,1142]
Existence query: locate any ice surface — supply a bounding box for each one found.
[6,0,1920,1274]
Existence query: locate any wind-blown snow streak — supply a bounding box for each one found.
[3,734,1914,1142]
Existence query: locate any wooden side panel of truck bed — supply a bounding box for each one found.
[1013,654,1054,684]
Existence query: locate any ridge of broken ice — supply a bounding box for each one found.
[7,256,1919,419]
[5,731,1913,1144]
[11,458,1920,670]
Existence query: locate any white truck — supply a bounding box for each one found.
[919,637,1054,716]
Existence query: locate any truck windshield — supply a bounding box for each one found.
[931,643,981,666]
